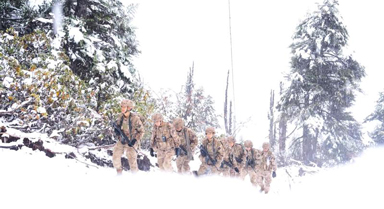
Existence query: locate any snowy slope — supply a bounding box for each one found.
[1,128,383,209]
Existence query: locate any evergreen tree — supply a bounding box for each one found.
[365,91,384,144]
[60,0,139,112]
[277,0,365,165]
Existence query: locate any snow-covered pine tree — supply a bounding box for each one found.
[365,91,384,144]
[277,0,365,166]
[60,0,139,112]
[0,0,145,147]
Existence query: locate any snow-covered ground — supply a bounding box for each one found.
[1,126,382,209]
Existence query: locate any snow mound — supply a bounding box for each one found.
[0,146,383,209]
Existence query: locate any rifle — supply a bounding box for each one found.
[199,144,219,170]
[111,121,133,146]
[179,145,194,160]
[246,157,257,173]
[0,145,21,150]
[222,160,239,173]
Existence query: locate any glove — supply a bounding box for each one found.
[211,159,217,165]
[175,147,181,157]
[150,148,155,157]
[128,139,137,147]
[234,167,240,173]
[272,171,276,178]
[235,157,243,164]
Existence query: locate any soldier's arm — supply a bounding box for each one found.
[168,123,180,148]
[189,129,198,150]
[270,152,277,171]
[150,127,156,149]
[234,145,245,167]
[114,114,123,140]
[215,141,224,167]
[135,116,145,141]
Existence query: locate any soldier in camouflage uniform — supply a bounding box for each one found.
[150,113,180,172]
[219,137,231,177]
[256,142,277,194]
[173,117,198,174]
[112,99,145,174]
[226,136,246,178]
[194,127,224,176]
[242,140,261,188]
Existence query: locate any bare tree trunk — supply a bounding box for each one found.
[302,93,313,165]
[278,113,287,152]
[268,90,276,150]
[229,101,232,135]
[224,70,229,134]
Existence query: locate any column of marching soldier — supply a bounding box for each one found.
[112,99,277,194]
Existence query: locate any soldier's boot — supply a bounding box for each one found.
[259,186,265,193]
[116,168,123,175]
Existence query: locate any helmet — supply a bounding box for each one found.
[173,117,184,129]
[152,113,163,122]
[205,127,215,134]
[244,140,253,148]
[121,99,135,109]
[227,136,235,143]
[262,142,270,149]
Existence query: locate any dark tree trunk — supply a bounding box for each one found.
[75,0,88,18]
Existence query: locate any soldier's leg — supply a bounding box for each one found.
[157,150,165,170]
[256,171,265,191]
[237,167,246,179]
[197,163,209,176]
[182,157,191,173]
[210,165,220,175]
[126,147,138,172]
[176,156,184,173]
[240,168,248,180]
[162,149,175,172]
[223,168,231,177]
[249,170,258,187]
[264,171,272,193]
[112,141,124,171]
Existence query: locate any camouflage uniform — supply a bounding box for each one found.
[228,143,246,178]
[150,119,180,172]
[219,139,231,177]
[197,135,224,176]
[112,112,144,173]
[256,143,277,193]
[242,140,262,187]
[175,127,198,173]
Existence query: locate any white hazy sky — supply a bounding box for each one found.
[129,0,384,145]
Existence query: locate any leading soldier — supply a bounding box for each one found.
[194,127,224,176]
[112,99,144,174]
[150,113,180,172]
[173,117,198,174]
